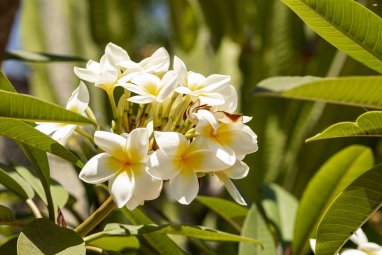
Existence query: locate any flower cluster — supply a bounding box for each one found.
[38,43,258,210]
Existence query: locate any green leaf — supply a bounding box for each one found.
[0,237,18,255]
[293,145,374,255]
[5,50,86,62]
[0,72,16,92]
[316,164,382,255]
[121,208,186,255]
[307,111,382,142]
[260,183,298,243]
[0,167,34,200]
[280,0,382,73]
[17,218,85,255]
[196,196,248,231]
[0,90,93,125]
[0,205,16,222]
[87,236,139,252]
[239,204,277,255]
[87,223,262,244]
[168,0,198,52]
[0,118,83,168]
[255,76,382,109]
[15,166,69,210]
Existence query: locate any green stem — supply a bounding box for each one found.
[75,196,116,237]
[26,198,42,218]
[75,127,95,144]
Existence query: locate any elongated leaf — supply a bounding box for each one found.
[0,205,15,222]
[87,223,261,244]
[196,196,248,231]
[168,0,198,52]
[315,164,382,255]
[0,167,34,200]
[17,218,85,255]
[0,72,16,92]
[255,76,382,109]
[280,0,382,73]
[0,90,93,125]
[239,204,276,255]
[260,183,298,243]
[121,208,186,255]
[87,236,139,252]
[293,145,374,255]
[15,167,69,210]
[5,50,86,62]
[0,118,83,168]
[307,111,382,142]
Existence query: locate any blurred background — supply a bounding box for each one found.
[1,0,382,252]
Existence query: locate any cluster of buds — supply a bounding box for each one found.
[37,43,258,210]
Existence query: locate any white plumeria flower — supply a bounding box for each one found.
[194,112,258,165]
[174,56,232,106]
[74,42,129,93]
[79,129,162,209]
[120,71,178,104]
[36,82,89,144]
[147,131,230,204]
[118,47,170,83]
[214,159,249,205]
[310,228,382,255]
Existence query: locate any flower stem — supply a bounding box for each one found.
[75,127,95,144]
[26,198,42,218]
[75,196,116,237]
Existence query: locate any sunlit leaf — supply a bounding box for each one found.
[5,50,86,62]
[239,204,276,255]
[0,118,83,168]
[15,166,69,210]
[260,183,298,243]
[86,223,261,244]
[17,218,85,255]
[196,196,248,231]
[255,76,382,109]
[122,208,186,255]
[293,145,374,255]
[307,111,382,142]
[280,0,382,73]
[87,236,139,252]
[316,164,382,255]
[0,90,93,125]
[0,167,34,200]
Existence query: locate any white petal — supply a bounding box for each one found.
[309,239,316,253]
[216,172,246,205]
[98,68,119,85]
[157,70,178,102]
[128,95,156,104]
[131,73,161,87]
[350,228,368,246]
[218,124,258,156]
[119,83,148,96]
[187,72,205,90]
[125,195,143,211]
[175,86,192,95]
[174,56,187,74]
[132,162,162,200]
[193,137,236,166]
[86,60,101,72]
[51,124,76,143]
[66,82,89,113]
[203,74,230,92]
[154,131,188,157]
[109,170,135,208]
[94,131,127,160]
[35,123,62,135]
[74,67,98,83]
[340,249,367,255]
[198,93,225,106]
[168,169,199,204]
[147,150,181,179]
[222,160,249,179]
[186,149,231,172]
[126,128,149,162]
[105,42,130,64]
[139,47,170,74]
[79,153,121,183]
[194,110,218,130]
